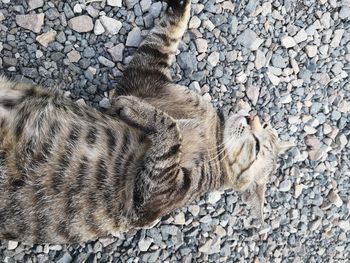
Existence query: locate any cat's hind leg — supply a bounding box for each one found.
[116,0,191,97]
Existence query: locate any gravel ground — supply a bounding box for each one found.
[0,0,350,262]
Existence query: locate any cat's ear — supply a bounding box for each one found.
[241,182,266,224]
[277,141,295,155]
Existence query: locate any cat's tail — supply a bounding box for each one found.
[127,0,191,75]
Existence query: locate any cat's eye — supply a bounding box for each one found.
[254,137,260,155]
[262,123,268,129]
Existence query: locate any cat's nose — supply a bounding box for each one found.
[250,116,262,129]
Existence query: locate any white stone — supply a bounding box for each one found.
[100,16,122,35]
[174,212,186,225]
[330,29,344,48]
[107,0,122,7]
[338,220,350,231]
[189,16,201,29]
[236,71,247,83]
[266,72,280,85]
[7,241,18,250]
[329,190,343,207]
[293,29,308,43]
[195,38,208,53]
[94,19,105,35]
[207,191,221,204]
[281,35,296,48]
[138,238,153,252]
[255,49,266,69]
[305,45,318,57]
[246,85,259,105]
[73,4,83,13]
[207,52,220,67]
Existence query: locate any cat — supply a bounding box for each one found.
[0,0,293,244]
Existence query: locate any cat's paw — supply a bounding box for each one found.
[113,96,155,132]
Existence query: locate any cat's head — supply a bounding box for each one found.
[221,111,293,222]
[222,111,293,191]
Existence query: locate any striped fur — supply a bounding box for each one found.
[0,0,290,244]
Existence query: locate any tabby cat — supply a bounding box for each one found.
[0,0,292,244]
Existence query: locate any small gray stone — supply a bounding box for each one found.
[57,252,73,263]
[16,13,45,33]
[83,47,95,58]
[246,85,260,105]
[67,50,81,63]
[68,15,93,33]
[22,67,39,79]
[108,43,124,62]
[99,98,111,109]
[98,56,115,67]
[100,16,122,35]
[149,2,162,17]
[126,0,138,9]
[73,4,83,14]
[271,54,288,68]
[86,6,99,18]
[140,0,152,12]
[279,180,292,192]
[178,52,197,72]
[28,0,44,10]
[246,0,258,13]
[126,27,142,47]
[237,29,263,51]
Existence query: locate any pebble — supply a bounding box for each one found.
[189,16,201,29]
[138,237,153,252]
[94,19,105,35]
[100,16,122,35]
[36,30,57,48]
[56,252,73,263]
[293,29,308,43]
[255,50,266,69]
[281,35,296,48]
[98,56,115,68]
[246,85,260,106]
[16,13,45,33]
[328,190,343,207]
[73,4,83,14]
[7,241,18,250]
[330,29,344,48]
[195,38,208,53]
[207,52,220,67]
[99,98,111,109]
[237,29,264,51]
[279,180,292,192]
[68,15,93,33]
[108,43,124,62]
[126,0,138,9]
[126,27,142,47]
[28,0,44,10]
[174,212,186,225]
[207,191,221,204]
[67,50,81,63]
[305,45,318,57]
[107,0,122,7]
[266,72,280,85]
